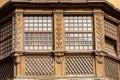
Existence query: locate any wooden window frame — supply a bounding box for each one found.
[64,15,93,51]
[23,15,53,51]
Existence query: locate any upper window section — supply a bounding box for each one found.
[64,15,93,50]
[24,15,53,51]
[24,16,53,32]
[104,19,117,39]
[0,22,12,41]
[0,22,12,58]
[65,16,93,32]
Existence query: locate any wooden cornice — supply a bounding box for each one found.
[0,0,120,23]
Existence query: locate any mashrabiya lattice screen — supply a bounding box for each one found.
[105,58,119,80]
[65,55,94,75]
[25,56,54,75]
[0,59,14,79]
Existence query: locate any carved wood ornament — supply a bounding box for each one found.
[12,11,22,52]
[55,14,63,50]
[54,12,65,65]
[55,53,64,64]
[95,12,104,51]
[96,52,106,64]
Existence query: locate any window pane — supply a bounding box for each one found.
[105,40,116,56]
[24,16,53,31]
[24,15,53,50]
[64,15,93,50]
[24,33,53,50]
[104,19,117,38]
[65,33,93,50]
[65,15,93,31]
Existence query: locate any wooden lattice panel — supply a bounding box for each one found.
[65,55,94,75]
[105,58,119,80]
[0,58,14,80]
[25,56,54,75]
[104,19,117,39]
[0,22,12,59]
[105,40,116,56]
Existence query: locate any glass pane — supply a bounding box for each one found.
[24,16,53,31]
[24,33,53,50]
[65,33,93,50]
[64,16,93,31]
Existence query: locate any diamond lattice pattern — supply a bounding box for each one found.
[66,55,94,75]
[25,56,54,75]
[105,58,119,80]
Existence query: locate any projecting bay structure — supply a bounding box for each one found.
[0,0,120,80]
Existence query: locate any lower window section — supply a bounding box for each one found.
[105,40,116,56]
[0,58,14,79]
[65,33,93,50]
[65,55,94,75]
[25,54,95,76]
[105,58,119,80]
[25,56,54,75]
[24,33,53,50]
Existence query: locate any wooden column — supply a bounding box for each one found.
[119,63,120,80]
[94,9,106,78]
[118,24,120,80]
[12,9,23,52]
[117,24,120,57]
[53,10,65,76]
[13,52,24,78]
[12,9,25,78]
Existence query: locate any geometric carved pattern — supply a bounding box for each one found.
[0,58,14,80]
[66,55,94,75]
[12,12,22,51]
[94,12,104,50]
[25,56,54,75]
[105,58,119,80]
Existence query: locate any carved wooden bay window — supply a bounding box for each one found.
[24,15,53,50]
[0,22,12,58]
[64,15,93,50]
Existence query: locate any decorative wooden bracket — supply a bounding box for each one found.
[12,51,23,64]
[95,53,105,64]
[54,51,65,64]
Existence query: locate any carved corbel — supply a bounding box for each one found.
[12,51,23,64]
[96,53,106,64]
[54,52,64,64]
